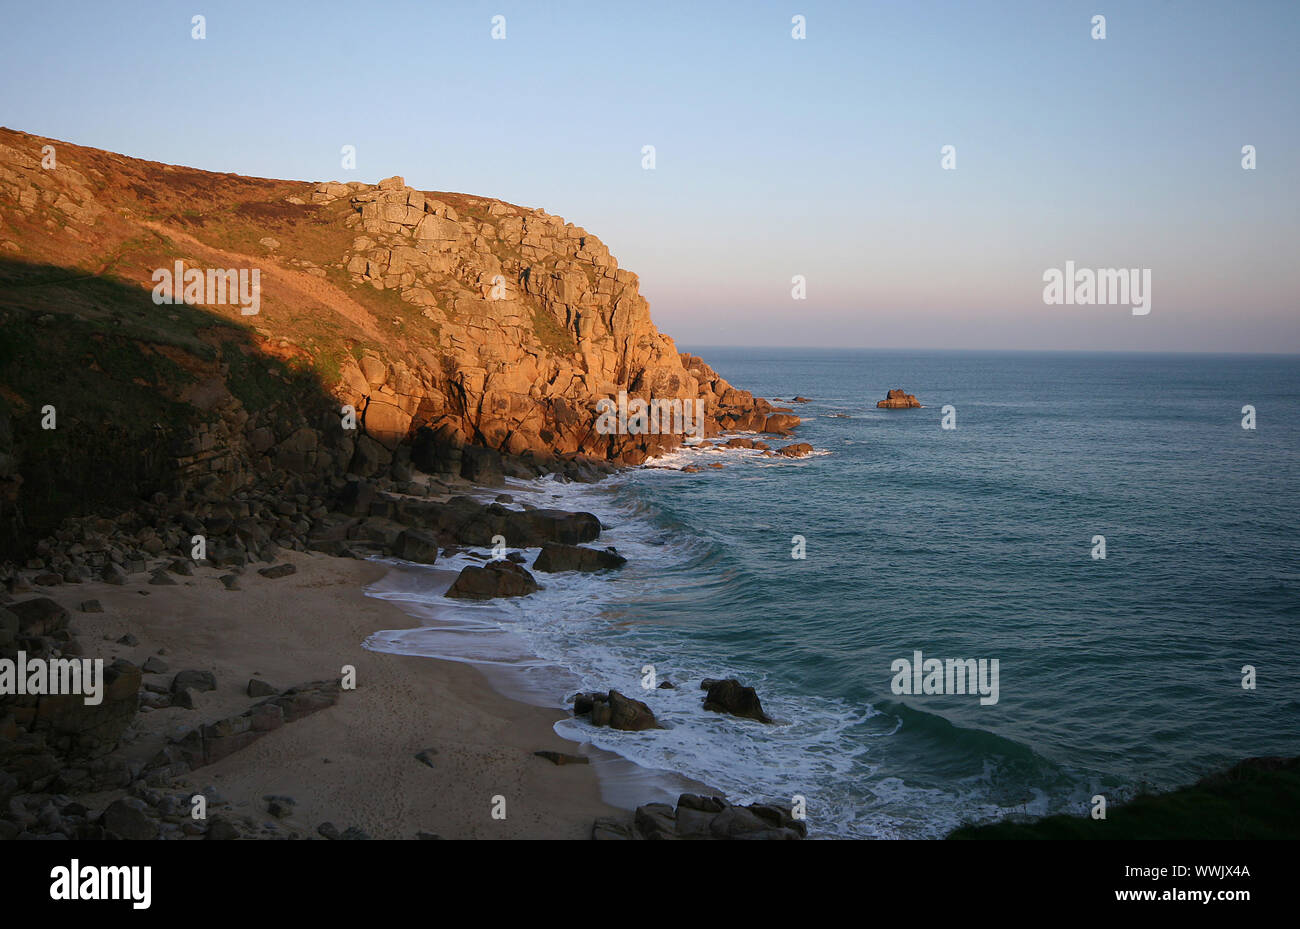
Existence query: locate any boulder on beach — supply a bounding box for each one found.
[533,543,627,573]
[700,678,773,723]
[393,529,439,564]
[573,689,661,731]
[445,560,539,599]
[596,793,806,840]
[877,388,921,409]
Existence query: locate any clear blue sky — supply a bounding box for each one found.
[2,0,1297,352]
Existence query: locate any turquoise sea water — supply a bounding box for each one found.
[370,349,1300,838]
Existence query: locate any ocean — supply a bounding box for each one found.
[364,348,1300,839]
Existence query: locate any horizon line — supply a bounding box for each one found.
[680,345,1300,359]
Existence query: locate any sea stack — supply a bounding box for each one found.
[877,388,921,409]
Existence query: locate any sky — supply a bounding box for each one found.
[1,0,1297,353]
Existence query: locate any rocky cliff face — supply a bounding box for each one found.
[0,128,795,555]
[314,172,786,463]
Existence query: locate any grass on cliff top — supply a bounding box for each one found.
[948,757,1300,839]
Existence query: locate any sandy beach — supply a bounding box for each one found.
[41,550,620,839]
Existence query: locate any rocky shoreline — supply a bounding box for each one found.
[1,418,818,839]
[0,127,820,839]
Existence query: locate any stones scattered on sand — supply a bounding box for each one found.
[158,680,340,775]
[700,678,773,724]
[140,690,171,709]
[877,388,921,409]
[776,442,814,458]
[532,543,627,573]
[171,669,217,694]
[595,793,806,840]
[264,795,296,818]
[534,750,589,765]
[0,610,17,650]
[206,818,239,840]
[0,786,289,841]
[445,560,539,599]
[0,370,807,842]
[316,822,372,841]
[573,690,661,731]
[102,797,158,841]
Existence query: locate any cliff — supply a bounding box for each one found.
[0,128,792,556]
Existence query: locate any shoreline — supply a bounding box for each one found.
[361,548,722,815]
[36,549,624,838]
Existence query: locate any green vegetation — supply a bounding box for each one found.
[948,757,1300,839]
[531,305,578,356]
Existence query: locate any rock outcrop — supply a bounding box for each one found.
[700,678,773,723]
[0,596,141,795]
[593,793,806,840]
[877,388,921,409]
[532,543,626,573]
[0,128,800,561]
[444,560,539,600]
[572,690,661,731]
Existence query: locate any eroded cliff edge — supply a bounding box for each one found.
[0,128,796,555]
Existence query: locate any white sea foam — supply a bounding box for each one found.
[361,463,1034,838]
